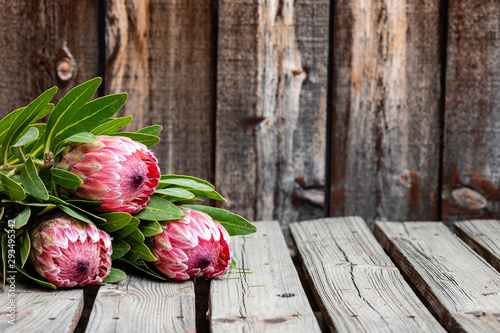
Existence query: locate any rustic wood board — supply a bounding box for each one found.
[209,221,321,332]
[0,276,84,332]
[86,272,196,333]
[455,220,500,272]
[375,221,500,332]
[0,0,100,117]
[216,0,329,232]
[105,0,216,182]
[329,0,442,226]
[290,217,444,332]
[441,1,500,222]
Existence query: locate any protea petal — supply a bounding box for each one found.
[149,206,232,281]
[55,135,161,214]
[30,215,113,288]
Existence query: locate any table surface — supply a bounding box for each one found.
[1,218,499,333]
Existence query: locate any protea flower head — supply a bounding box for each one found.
[149,206,232,280]
[29,215,112,288]
[55,135,161,214]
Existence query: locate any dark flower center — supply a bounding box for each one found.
[132,174,144,188]
[197,256,212,268]
[78,261,89,273]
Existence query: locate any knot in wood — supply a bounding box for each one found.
[451,187,487,210]
[57,58,76,81]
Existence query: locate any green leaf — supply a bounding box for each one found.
[19,232,30,268]
[117,258,166,280]
[13,206,30,229]
[15,264,57,289]
[58,205,93,224]
[24,123,47,156]
[123,229,145,246]
[51,93,127,152]
[189,189,227,202]
[66,199,102,208]
[113,217,140,240]
[124,250,139,263]
[97,212,132,233]
[158,175,214,191]
[64,132,97,143]
[230,258,237,270]
[112,132,160,148]
[45,77,101,152]
[139,220,162,237]
[134,196,184,221]
[110,240,130,259]
[130,243,157,262]
[0,173,25,201]
[90,116,132,136]
[136,125,162,136]
[21,156,49,200]
[51,168,84,189]
[185,205,257,236]
[154,188,195,200]
[12,127,39,147]
[102,267,127,283]
[2,87,57,166]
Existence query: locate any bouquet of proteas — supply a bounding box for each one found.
[0,78,256,289]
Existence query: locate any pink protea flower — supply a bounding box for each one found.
[149,206,232,280]
[29,215,112,288]
[55,135,161,214]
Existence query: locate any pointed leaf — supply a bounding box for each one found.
[113,217,140,240]
[51,168,84,189]
[110,240,130,259]
[117,258,166,280]
[189,189,227,202]
[186,205,257,236]
[15,264,57,289]
[158,175,214,191]
[13,206,30,229]
[50,93,127,151]
[66,199,102,208]
[12,127,39,147]
[58,205,93,224]
[134,196,184,221]
[122,229,145,246]
[45,77,101,152]
[97,212,132,233]
[102,267,127,283]
[90,116,133,136]
[112,132,160,148]
[124,250,139,263]
[19,232,30,268]
[139,220,162,237]
[21,156,49,200]
[0,173,25,201]
[154,188,195,200]
[136,125,162,136]
[2,87,57,166]
[130,243,157,262]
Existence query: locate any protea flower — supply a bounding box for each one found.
[149,206,232,280]
[55,135,160,214]
[30,215,112,288]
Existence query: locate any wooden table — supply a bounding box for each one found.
[1,218,499,332]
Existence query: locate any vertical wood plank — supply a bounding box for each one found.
[441,1,500,223]
[0,0,100,117]
[105,0,216,181]
[86,273,196,332]
[0,277,84,332]
[329,0,442,226]
[209,221,321,332]
[216,0,329,235]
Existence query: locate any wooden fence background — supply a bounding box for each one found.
[0,0,498,239]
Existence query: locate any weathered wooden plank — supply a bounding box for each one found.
[105,0,216,181]
[455,220,500,273]
[290,217,444,333]
[329,0,442,226]
[0,276,84,332]
[375,221,500,332]
[216,0,329,233]
[441,1,500,223]
[86,272,196,333]
[0,0,100,117]
[210,221,320,332]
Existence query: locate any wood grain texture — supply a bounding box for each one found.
[86,273,196,333]
[105,0,216,182]
[290,217,443,333]
[441,1,500,223]
[375,221,500,332]
[0,276,84,332]
[209,221,320,332]
[455,220,500,272]
[329,0,442,226]
[0,0,100,118]
[216,0,329,233]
